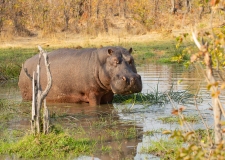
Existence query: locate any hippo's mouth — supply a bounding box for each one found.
[110,83,142,95]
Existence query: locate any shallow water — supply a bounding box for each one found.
[0,63,221,160]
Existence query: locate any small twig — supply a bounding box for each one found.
[22,64,32,81]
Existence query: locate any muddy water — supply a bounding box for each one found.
[0,64,219,160]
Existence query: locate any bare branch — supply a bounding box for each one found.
[38,46,52,102]
[31,46,52,134]
[192,30,201,50]
[22,64,32,81]
[192,29,223,144]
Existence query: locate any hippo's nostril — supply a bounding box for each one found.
[130,77,134,81]
[122,76,126,81]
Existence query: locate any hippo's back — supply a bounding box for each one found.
[18,48,98,102]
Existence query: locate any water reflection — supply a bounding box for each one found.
[0,64,220,160]
[48,103,141,160]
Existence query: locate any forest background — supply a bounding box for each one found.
[0,0,217,47]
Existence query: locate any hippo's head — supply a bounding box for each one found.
[104,47,142,95]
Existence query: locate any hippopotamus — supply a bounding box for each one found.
[18,46,142,106]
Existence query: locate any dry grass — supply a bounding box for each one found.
[0,32,169,49]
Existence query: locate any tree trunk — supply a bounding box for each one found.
[0,0,5,34]
[186,0,191,13]
[192,32,223,144]
[171,0,176,14]
[96,0,100,19]
[123,0,127,18]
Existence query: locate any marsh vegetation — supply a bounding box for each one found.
[0,49,215,159]
[2,1,225,158]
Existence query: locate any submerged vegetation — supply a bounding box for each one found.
[157,114,199,124]
[113,86,202,106]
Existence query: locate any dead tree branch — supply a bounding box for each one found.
[192,31,223,144]
[31,46,52,134]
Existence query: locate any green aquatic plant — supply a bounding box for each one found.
[113,86,202,106]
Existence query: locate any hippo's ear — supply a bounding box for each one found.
[108,49,113,56]
[128,48,133,54]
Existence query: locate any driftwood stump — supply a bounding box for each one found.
[30,46,52,134]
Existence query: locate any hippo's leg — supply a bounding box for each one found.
[100,91,114,104]
[89,92,101,106]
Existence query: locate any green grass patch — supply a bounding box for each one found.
[0,47,55,80]
[0,48,37,80]
[158,115,199,124]
[141,138,183,159]
[129,41,177,65]
[113,87,202,106]
[0,133,95,159]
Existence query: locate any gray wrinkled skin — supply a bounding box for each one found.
[18,46,142,106]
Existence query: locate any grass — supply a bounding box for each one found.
[128,40,180,65]
[0,47,57,80]
[113,86,202,106]
[140,138,183,160]
[0,133,95,159]
[158,115,199,124]
[0,99,140,159]
[140,128,216,159]
[0,48,38,80]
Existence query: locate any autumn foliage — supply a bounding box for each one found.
[0,0,212,37]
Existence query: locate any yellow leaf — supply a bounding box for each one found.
[213,82,219,87]
[211,91,220,98]
[211,0,220,6]
[221,83,225,90]
[185,131,194,137]
[179,152,187,158]
[220,121,225,126]
[177,79,183,85]
[207,84,212,90]
[179,106,186,112]
[162,130,171,134]
[171,109,178,115]
[191,145,199,151]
